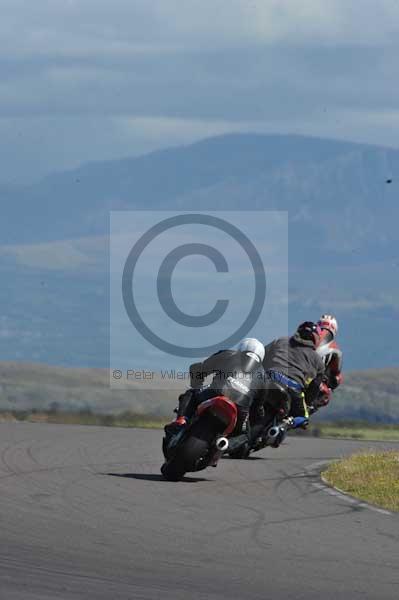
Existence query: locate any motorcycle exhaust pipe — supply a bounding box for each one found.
[215,437,229,452]
[265,426,280,444]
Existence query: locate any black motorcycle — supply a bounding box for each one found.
[161,394,238,481]
[227,380,293,459]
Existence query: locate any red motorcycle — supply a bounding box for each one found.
[161,395,238,481]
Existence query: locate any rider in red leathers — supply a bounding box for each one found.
[311,314,343,410]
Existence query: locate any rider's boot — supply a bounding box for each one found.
[164,388,197,442]
[291,416,309,429]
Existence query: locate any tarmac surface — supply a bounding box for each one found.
[0,422,398,599]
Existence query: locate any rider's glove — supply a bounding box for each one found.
[318,382,332,406]
[330,373,343,390]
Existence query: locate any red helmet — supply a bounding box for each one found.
[318,314,338,339]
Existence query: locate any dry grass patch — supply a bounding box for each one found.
[323,450,399,512]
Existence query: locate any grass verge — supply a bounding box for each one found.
[322,450,399,512]
[309,422,399,441]
[0,410,167,429]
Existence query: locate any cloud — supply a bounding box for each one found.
[1,1,399,181]
[3,1,399,56]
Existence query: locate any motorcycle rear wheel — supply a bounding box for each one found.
[160,458,186,482]
[228,444,250,459]
[161,415,220,481]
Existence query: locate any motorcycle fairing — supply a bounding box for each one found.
[196,395,238,435]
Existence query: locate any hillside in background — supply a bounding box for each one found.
[2,133,398,369]
[0,362,398,423]
[3,133,399,253]
[0,362,181,417]
[319,368,399,423]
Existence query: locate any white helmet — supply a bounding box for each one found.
[238,338,265,363]
[318,314,338,338]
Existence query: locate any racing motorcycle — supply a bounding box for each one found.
[161,394,238,481]
[226,379,306,459]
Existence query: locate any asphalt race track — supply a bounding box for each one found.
[0,423,398,599]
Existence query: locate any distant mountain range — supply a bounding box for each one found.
[2,133,398,369]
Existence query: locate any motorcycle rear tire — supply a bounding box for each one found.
[161,415,219,481]
[228,444,250,459]
[161,458,186,482]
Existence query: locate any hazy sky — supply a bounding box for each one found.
[1,0,399,183]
